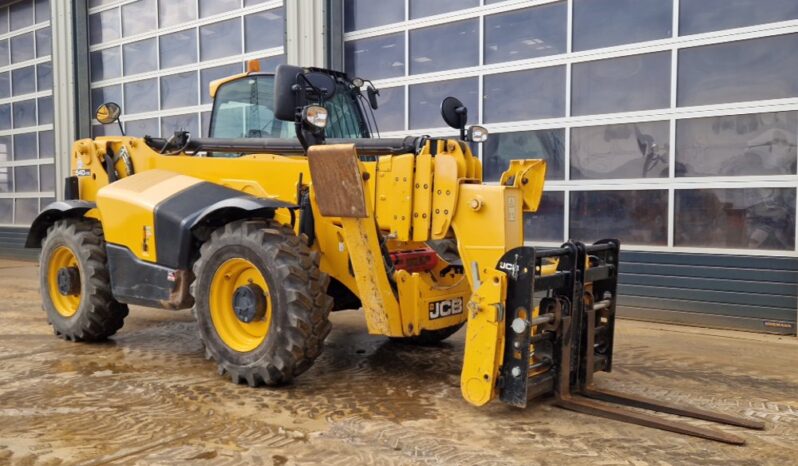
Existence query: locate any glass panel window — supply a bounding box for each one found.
[525,192,564,243]
[90,47,121,82]
[372,85,404,133]
[483,129,565,182]
[125,78,158,115]
[344,0,404,33]
[0,167,7,193]
[571,121,670,180]
[573,0,672,51]
[38,130,53,157]
[35,27,51,57]
[570,190,668,245]
[161,71,198,110]
[676,188,796,250]
[10,0,34,31]
[483,66,565,123]
[572,51,671,116]
[677,112,798,177]
[125,118,159,137]
[410,0,477,19]
[200,18,242,61]
[345,33,404,80]
[484,2,566,64]
[92,123,123,137]
[122,0,156,37]
[159,30,197,69]
[39,164,54,192]
[0,72,7,99]
[245,8,285,52]
[0,136,10,161]
[12,66,35,96]
[255,54,284,73]
[91,85,121,113]
[15,198,38,225]
[245,0,266,5]
[37,62,52,91]
[11,33,34,64]
[0,8,8,35]
[199,0,238,18]
[0,39,9,67]
[680,0,798,36]
[0,199,10,222]
[0,104,10,130]
[162,113,199,136]
[678,34,798,107]
[14,165,37,192]
[13,99,37,128]
[13,132,37,160]
[410,19,478,75]
[89,9,120,45]
[123,38,157,75]
[159,0,196,28]
[35,0,49,23]
[38,96,53,125]
[201,110,212,137]
[409,77,478,130]
[200,63,242,105]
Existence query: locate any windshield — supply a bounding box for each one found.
[210,74,368,141]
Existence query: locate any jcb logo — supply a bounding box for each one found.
[429,298,463,320]
[498,261,519,274]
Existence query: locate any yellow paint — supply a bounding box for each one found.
[499,159,547,212]
[375,154,414,241]
[450,184,525,406]
[411,151,433,241]
[96,169,202,262]
[46,246,81,317]
[395,267,470,336]
[430,154,459,239]
[208,258,272,352]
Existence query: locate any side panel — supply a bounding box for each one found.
[96,170,202,263]
[106,244,193,309]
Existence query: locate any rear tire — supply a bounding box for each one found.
[39,219,129,341]
[191,220,333,386]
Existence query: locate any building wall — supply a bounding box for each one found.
[0,0,54,226]
[342,0,798,332]
[86,0,285,140]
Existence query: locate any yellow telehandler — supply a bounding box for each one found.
[26,62,763,444]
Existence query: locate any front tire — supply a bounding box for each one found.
[192,220,333,386]
[39,219,129,341]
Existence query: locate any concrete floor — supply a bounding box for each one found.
[0,258,796,465]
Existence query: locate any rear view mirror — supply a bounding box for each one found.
[367,86,379,110]
[440,96,468,139]
[96,102,122,125]
[274,65,337,122]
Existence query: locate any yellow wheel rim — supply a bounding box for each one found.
[209,258,272,353]
[47,246,81,317]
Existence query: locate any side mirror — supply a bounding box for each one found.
[367,86,379,110]
[440,96,468,139]
[274,64,337,122]
[96,102,122,125]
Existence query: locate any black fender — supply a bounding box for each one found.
[153,182,297,269]
[25,200,96,248]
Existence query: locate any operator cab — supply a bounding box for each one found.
[210,66,374,143]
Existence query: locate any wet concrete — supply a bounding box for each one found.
[0,258,797,465]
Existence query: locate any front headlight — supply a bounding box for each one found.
[468,125,489,143]
[302,105,328,129]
